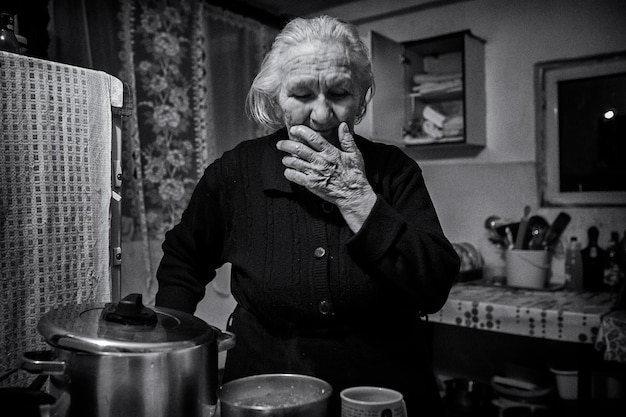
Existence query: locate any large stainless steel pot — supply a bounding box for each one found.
[20,293,235,417]
[218,373,332,417]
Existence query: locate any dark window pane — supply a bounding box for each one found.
[557,72,626,193]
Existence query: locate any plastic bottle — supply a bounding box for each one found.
[0,12,20,53]
[581,226,606,291]
[565,237,584,291]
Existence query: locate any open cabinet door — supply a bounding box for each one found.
[463,33,486,149]
[356,30,405,144]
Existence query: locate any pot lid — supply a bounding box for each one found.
[37,294,216,354]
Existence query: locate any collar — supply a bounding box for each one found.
[261,129,297,193]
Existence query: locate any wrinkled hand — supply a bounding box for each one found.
[276,122,377,232]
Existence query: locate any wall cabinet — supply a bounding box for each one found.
[356,30,486,153]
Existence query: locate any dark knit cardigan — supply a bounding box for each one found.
[156,128,459,330]
[156,129,460,414]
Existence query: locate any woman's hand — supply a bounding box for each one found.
[276,122,377,232]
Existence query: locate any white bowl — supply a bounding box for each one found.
[549,368,578,400]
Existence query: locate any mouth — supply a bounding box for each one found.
[307,122,337,135]
[317,129,335,136]
[311,125,339,137]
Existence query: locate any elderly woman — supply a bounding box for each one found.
[156,15,460,416]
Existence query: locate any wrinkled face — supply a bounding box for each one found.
[277,41,361,145]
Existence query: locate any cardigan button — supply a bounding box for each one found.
[313,247,326,259]
[321,202,334,214]
[318,300,334,315]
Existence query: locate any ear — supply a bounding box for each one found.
[268,99,284,128]
[355,87,373,124]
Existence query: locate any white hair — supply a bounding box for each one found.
[246,15,375,131]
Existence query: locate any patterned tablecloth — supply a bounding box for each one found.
[429,281,616,346]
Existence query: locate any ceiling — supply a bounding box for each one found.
[211,0,361,27]
[236,0,360,17]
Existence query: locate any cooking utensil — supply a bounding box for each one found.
[514,205,531,249]
[484,215,502,232]
[496,222,520,243]
[540,212,571,250]
[485,215,520,248]
[218,373,332,417]
[19,293,235,417]
[489,236,508,248]
[526,216,549,250]
[505,227,516,249]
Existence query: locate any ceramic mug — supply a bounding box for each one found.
[340,386,407,417]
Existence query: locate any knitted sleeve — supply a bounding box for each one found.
[346,144,460,313]
[155,162,227,314]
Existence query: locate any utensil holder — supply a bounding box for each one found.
[506,250,551,289]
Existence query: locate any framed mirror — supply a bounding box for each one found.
[535,51,626,207]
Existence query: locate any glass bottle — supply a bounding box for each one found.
[581,226,606,291]
[0,12,20,53]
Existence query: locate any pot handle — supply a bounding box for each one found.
[19,350,66,375]
[216,330,236,352]
[102,293,157,326]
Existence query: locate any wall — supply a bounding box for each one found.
[319,0,626,277]
[315,2,626,396]
[122,0,626,370]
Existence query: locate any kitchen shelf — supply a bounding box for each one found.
[356,30,486,155]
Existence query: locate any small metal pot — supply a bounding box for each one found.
[218,373,332,417]
[20,293,235,417]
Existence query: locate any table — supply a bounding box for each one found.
[428,281,625,404]
[429,280,625,363]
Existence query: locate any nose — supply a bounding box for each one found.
[310,96,333,125]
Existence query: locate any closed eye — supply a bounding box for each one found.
[328,90,350,99]
[287,85,315,100]
[292,93,314,100]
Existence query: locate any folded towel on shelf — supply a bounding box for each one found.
[422,105,447,128]
[422,120,445,139]
[443,115,464,137]
[412,72,462,84]
[412,72,463,96]
[412,79,463,95]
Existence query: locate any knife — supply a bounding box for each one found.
[540,212,571,250]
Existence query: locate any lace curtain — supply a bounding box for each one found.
[49,0,277,303]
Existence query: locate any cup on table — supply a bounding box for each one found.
[340,386,407,417]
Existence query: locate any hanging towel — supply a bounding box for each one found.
[0,51,122,386]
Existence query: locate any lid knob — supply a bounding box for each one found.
[101,293,157,326]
